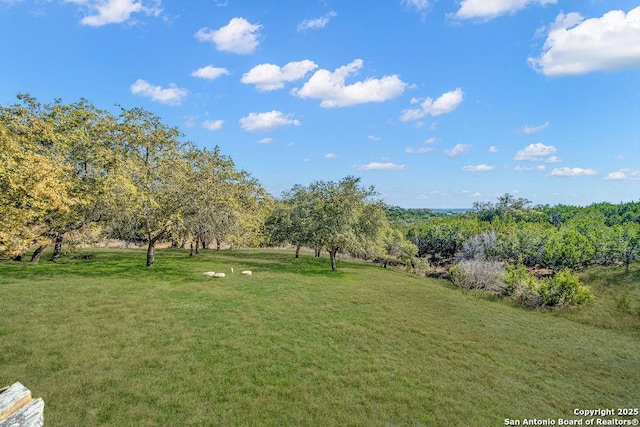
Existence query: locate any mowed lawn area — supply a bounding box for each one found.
[1,249,639,426]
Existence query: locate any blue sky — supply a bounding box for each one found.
[1,0,639,208]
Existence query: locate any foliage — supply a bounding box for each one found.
[383,205,439,225]
[449,260,506,294]
[266,176,388,271]
[472,193,540,223]
[403,194,640,272]
[543,227,596,270]
[456,230,500,262]
[0,94,269,265]
[539,269,593,307]
[409,256,436,277]
[506,265,593,308]
[407,215,483,260]
[495,222,551,267]
[378,227,418,268]
[0,118,75,258]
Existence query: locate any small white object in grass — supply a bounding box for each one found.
[241,270,252,276]
[203,271,216,276]
[231,267,234,274]
[213,272,226,278]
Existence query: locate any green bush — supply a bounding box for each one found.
[540,269,593,307]
[503,265,593,308]
[503,263,536,297]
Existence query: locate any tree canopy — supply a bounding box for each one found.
[0,94,271,265]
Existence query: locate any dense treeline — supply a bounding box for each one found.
[399,194,640,271]
[0,94,272,265]
[392,195,640,307]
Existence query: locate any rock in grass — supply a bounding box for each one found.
[241,270,252,276]
[213,273,225,278]
[203,271,216,276]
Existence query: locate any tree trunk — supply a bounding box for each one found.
[195,238,200,254]
[30,245,48,263]
[329,247,338,271]
[12,254,23,262]
[216,239,221,251]
[51,232,64,261]
[295,244,301,258]
[315,248,321,257]
[146,239,157,267]
[189,241,194,257]
[201,237,209,250]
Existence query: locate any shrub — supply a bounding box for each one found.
[540,269,593,307]
[508,267,593,308]
[411,257,435,277]
[449,260,506,294]
[512,281,544,308]
[504,263,534,297]
[456,231,499,262]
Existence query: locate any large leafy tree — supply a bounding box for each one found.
[0,123,74,259]
[264,185,317,258]
[180,146,272,252]
[105,107,188,267]
[42,98,119,261]
[0,95,120,262]
[307,176,385,271]
[266,176,386,270]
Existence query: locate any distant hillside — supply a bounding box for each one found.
[383,205,465,224]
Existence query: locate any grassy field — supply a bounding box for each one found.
[1,248,639,426]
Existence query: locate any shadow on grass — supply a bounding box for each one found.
[1,248,371,282]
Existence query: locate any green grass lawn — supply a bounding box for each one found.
[1,249,639,426]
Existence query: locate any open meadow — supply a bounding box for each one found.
[1,248,639,426]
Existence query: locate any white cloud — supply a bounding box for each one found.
[462,164,494,172]
[130,79,187,105]
[239,110,300,132]
[614,155,625,161]
[241,60,318,91]
[444,143,471,156]
[514,143,556,161]
[489,146,499,152]
[528,7,640,76]
[195,17,261,55]
[324,153,338,159]
[399,88,464,122]
[64,0,161,26]
[191,65,229,81]
[292,59,406,108]
[549,167,597,177]
[258,137,274,144]
[545,156,562,163]
[297,11,336,31]
[452,0,556,21]
[354,162,407,171]
[368,135,381,142]
[405,146,434,154]
[515,165,546,171]
[202,120,224,131]
[605,169,640,180]
[402,0,431,12]
[520,121,549,134]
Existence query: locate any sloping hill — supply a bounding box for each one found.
[1,249,638,426]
